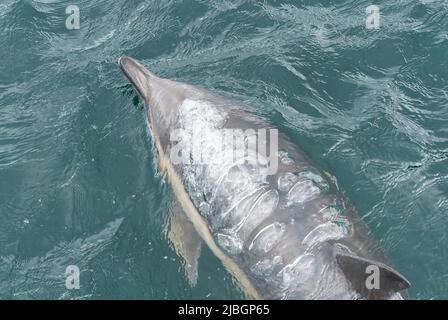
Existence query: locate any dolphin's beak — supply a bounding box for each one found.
[118,56,153,102]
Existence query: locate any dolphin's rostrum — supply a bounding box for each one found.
[118,56,411,299]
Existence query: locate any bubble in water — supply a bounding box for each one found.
[236,189,279,242]
[220,187,264,229]
[320,206,352,235]
[301,221,348,248]
[217,232,243,255]
[251,255,283,277]
[251,259,272,276]
[277,172,298,191]
[199,201,211,216]
[279,254,316,290]
[273,255,283,265]
[249,222,286,255]
[278,150,294,165]
[287,179,320,205]
[321,205,341,220]
[298,171,329,192]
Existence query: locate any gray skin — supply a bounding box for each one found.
[118,56,410,300]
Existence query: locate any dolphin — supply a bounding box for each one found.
[118,56,411,299]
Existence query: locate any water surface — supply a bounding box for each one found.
[1,0,447,299]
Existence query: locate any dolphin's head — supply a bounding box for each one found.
[118,56,155,103]
[118,56,190,147]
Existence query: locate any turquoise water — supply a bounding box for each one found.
[1,0,447,299]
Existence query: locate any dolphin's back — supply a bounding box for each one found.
[118,56,411,300]
[170,97,403,299]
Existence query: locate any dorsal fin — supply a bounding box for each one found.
[335,252,411,299]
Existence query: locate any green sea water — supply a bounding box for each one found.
[0,0,447,299]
